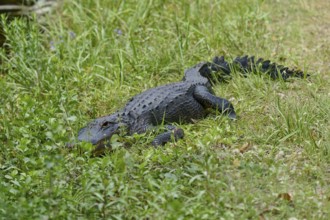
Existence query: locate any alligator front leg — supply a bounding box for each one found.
[193,85,237,119]
[151,125,184,147]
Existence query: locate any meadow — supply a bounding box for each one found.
[0,0,329,219]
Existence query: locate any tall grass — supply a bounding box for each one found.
[0,0,329,219]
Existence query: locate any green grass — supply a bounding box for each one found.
[0,0,329,219]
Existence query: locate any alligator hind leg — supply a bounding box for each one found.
[193,85,237,119]
[151,125,184,147]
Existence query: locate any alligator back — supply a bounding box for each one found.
[123,81,207,131]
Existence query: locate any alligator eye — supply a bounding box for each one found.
[101,121,112,128]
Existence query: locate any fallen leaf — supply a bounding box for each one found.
[259,205,280,216]
[239,142,252,153]
[277,192,293,202]
[259,213,266,220]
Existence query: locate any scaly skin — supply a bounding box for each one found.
[77,56,307,155]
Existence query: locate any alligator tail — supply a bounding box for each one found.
[210,55,309,81]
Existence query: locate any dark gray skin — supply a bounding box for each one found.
[77,55,307,155]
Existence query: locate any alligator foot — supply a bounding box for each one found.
[151,125,184,147]
[90,142,109,157]
[193,85,237,119]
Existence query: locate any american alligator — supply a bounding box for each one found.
[78,55,307,155]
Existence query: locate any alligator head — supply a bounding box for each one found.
[78,114,122,147]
